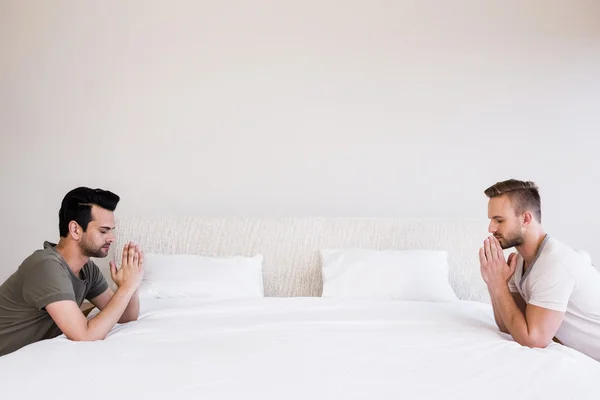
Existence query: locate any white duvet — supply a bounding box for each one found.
[1,298,599,399]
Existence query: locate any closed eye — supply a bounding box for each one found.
[99,226,114,234]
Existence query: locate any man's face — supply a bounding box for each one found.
[79,205,116,258]
[487,194,525,249]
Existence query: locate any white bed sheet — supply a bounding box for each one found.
[1,298,599,399]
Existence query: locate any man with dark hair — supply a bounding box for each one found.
[0,187,144,357]
[480,179,600,361]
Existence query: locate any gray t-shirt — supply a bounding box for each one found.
[0,241,108,357]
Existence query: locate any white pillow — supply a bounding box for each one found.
[320,248,458,302]
[138,253,264,299]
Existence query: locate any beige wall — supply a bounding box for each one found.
[1,0,599,280]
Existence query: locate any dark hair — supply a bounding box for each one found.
[484,179,541,222]
[59,187,120,237]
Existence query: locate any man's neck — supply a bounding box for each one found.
[54,239,89,277]
[516,228,547,268]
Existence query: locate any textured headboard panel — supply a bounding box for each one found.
[113,217,491,303]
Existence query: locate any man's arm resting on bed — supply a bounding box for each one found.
[89,287,140,323]
[45,285,138,342]
[489,284,564,348]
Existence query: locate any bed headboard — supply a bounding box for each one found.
[112,217,492,303]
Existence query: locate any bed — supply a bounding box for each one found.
[1,217,598,399]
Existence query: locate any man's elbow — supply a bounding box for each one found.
[118,314,139,323]
[65,330,107,342]
[517,335,552,349]
[68,336,98,342]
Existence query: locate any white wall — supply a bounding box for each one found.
[1,0,599,281]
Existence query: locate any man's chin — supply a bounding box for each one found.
[499,240,518,250]
[88,248,110,258]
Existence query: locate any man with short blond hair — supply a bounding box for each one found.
[479,178,600,361]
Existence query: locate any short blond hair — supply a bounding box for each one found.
[484,179,542,222]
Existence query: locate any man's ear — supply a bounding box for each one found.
[68,221,82,240]
[522,211,533,227]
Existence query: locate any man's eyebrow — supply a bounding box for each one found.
[491,216,504,220]
[99,226,115,230]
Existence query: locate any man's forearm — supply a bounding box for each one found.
[119,289,140,323]
[488,286,508,333]
[490,284,541,347]
[87,285,137,340]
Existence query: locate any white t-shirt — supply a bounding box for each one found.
[509,235,600,361]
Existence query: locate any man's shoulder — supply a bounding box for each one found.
[527,238,580,285]
[0,246,71,300]
[545,236,572,252]
[18,247,69,278]
[542,237,585,268]
[23,246,63,266]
